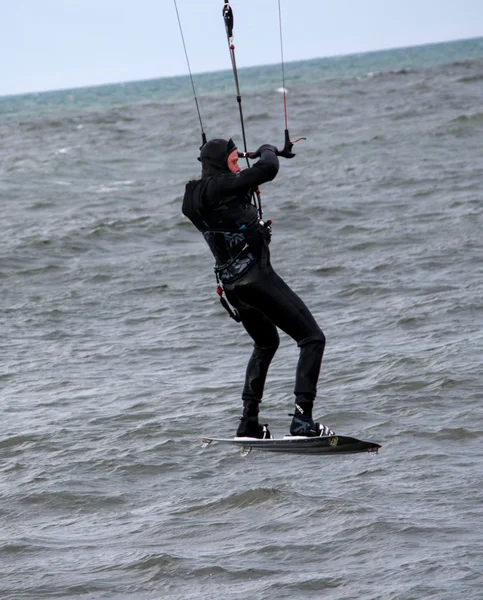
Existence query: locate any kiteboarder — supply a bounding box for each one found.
[182,138,334,439]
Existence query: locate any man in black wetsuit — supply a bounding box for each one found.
[182,138,334,439]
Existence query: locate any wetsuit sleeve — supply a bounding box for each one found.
[206,146,280,200]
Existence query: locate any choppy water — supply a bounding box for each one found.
[1,37,483,599]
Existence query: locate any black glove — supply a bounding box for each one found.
[277,141,295,159]
[262,223,272,244]
[247,144,279,159]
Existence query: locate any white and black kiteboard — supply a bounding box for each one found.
[201,434,381,456]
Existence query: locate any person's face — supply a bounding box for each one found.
[227,149,240,173]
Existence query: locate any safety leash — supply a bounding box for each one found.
[215,273,241,322]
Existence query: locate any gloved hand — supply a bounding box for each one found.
[247,144,279,159]
[277,140,295,159]
[262,223,272,244]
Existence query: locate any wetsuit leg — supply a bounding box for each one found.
[225,258,325,399]
[224,292,280,404]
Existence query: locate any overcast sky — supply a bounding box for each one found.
[2,0,482,96]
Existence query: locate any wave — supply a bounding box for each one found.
[358,68,414,81]
[446,59,483,69]
[451,112,483,123]
[458,74,483,83]
[245,112,271,122]
[16,106,140,132]
[173,487,282,515]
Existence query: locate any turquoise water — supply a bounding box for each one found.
[1,36,482,120]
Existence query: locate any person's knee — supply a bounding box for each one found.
[297,330,326,351]
[255,340,280,358]
[255,334,280,357]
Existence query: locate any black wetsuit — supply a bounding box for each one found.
[182,138,325,417]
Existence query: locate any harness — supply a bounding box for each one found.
[202,218,272,323]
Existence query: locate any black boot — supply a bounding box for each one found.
[289,398,334,437]
[236,401,272,439]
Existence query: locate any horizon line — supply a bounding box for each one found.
[1,34,482,100]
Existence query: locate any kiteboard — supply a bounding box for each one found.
[201,434,381,456]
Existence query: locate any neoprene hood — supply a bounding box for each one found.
[199,138,237,177]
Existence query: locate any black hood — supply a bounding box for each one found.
[199,138,237,178]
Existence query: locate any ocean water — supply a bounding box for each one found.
[1,36,483,599]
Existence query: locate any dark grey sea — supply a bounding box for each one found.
[1,37,483,600]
